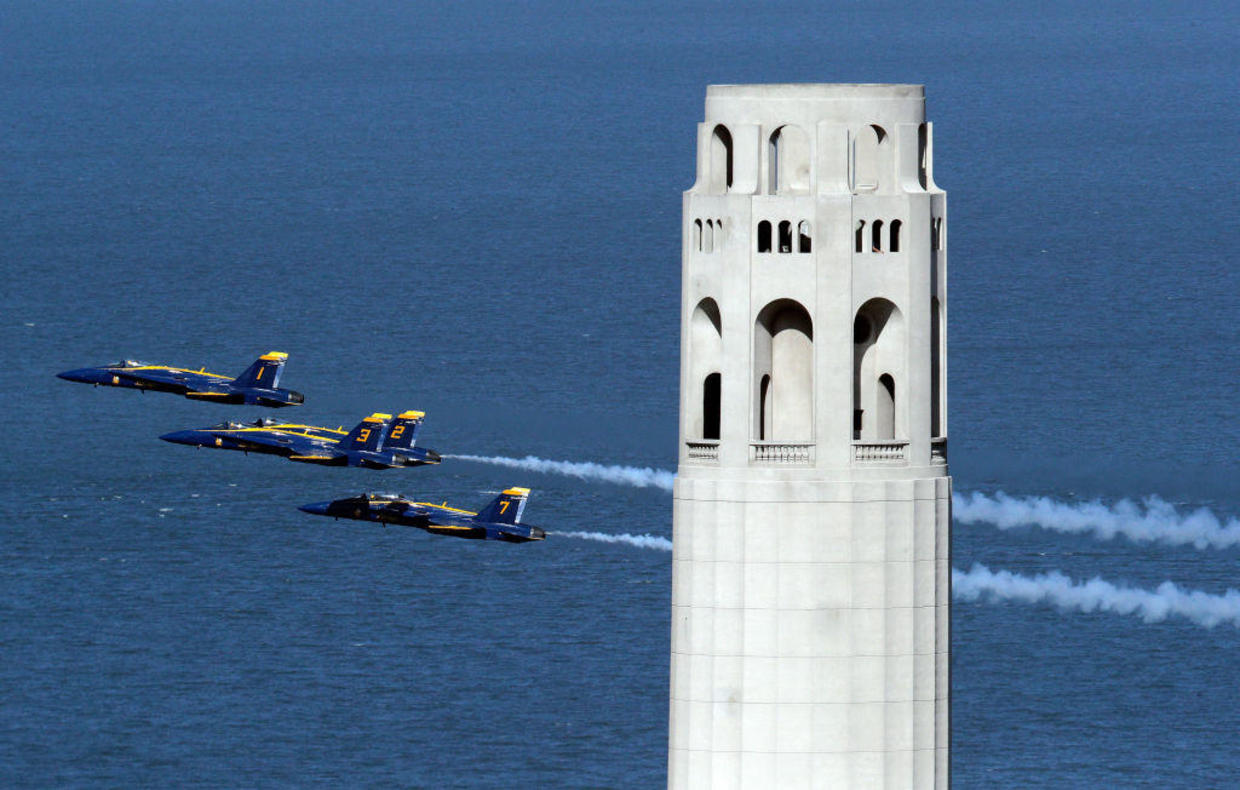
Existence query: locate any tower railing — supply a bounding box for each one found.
[931,437,948,464]
[852,440,909,463]
[685,441,719,461]
[750,442,814,464]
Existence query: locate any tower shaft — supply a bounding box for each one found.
[669,84,950,789]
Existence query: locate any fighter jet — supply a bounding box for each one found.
[298,487,546,543]
[159,410,442,468]
[57,352,304,408]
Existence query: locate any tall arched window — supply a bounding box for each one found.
[703,220,714,254]
[855,220,866,253]
[693,219,702,252]
[853,298,905,441]
[889,220,902,252]
[690,298,723,442]
[754,300,813,441]
[710,125,733,193]
[758,375,771,442]
[871,219,884,253]
[769,125,810,195]
[703,373,721,441]
[876,374,896,440]
[853,125,886,192]
[758,220,772,253]
[931,296,943,437]
[917,123,929,190]
[778,220,792,253]
[797,221,812,253]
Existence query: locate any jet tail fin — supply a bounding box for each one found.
[341,413,392,453]
[475,488,529,525]
[382,410,425,450]
[233,352,288,389]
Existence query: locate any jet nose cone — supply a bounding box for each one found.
[57,368,96,383]
[160,430,201,446]
[298,501,333,516]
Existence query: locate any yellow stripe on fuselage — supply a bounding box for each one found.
[253,423,347,435]
[411,502,477,516]
[204,427,341,443]
[115,365,230,379]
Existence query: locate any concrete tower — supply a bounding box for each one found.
[669,84,950,789]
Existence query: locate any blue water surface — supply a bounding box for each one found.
[2,1,1237,786]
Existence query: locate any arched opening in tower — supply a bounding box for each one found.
[871,219,884,253]
[703,373,721,441]
[758,374,771,440]
[754,299,813,441]
[768,124,810,195]
[710,124,733,193]
[931,296,943,437]
[889,219,902,252]
[778,220,792,253]
[690,298,723,441]
[852,124,885,192]
[918,123,930,190]
[757,220,772,253]
[877,374,896,440]
[798,221,812,253]
[853,298,905,441]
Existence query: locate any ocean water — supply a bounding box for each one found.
[2,1,1237,786]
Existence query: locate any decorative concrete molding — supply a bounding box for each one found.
[852,440,909,463]
[685,441,719,461]
[750,441,814,464]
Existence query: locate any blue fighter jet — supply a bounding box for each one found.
[57,352,304,407]
[160,410,441,468]
[299,487,546,543]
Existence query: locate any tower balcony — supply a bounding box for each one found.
[931,437,948,464]
[852,440,909,464]
[684,441,719,462]
[750,441,814,464]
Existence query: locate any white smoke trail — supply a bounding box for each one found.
[453,453,1240,556]
[448,454,675,492]
[556,531,673,551]
[954,491,1240,551]
[953,564,1240,629]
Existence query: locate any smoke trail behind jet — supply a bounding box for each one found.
[554,527,1240,630]
[448,454,675,491]
[556,531,673,550]
[954,491,1240,551]
[953,564,1240,629]
[453,454,1240,555]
